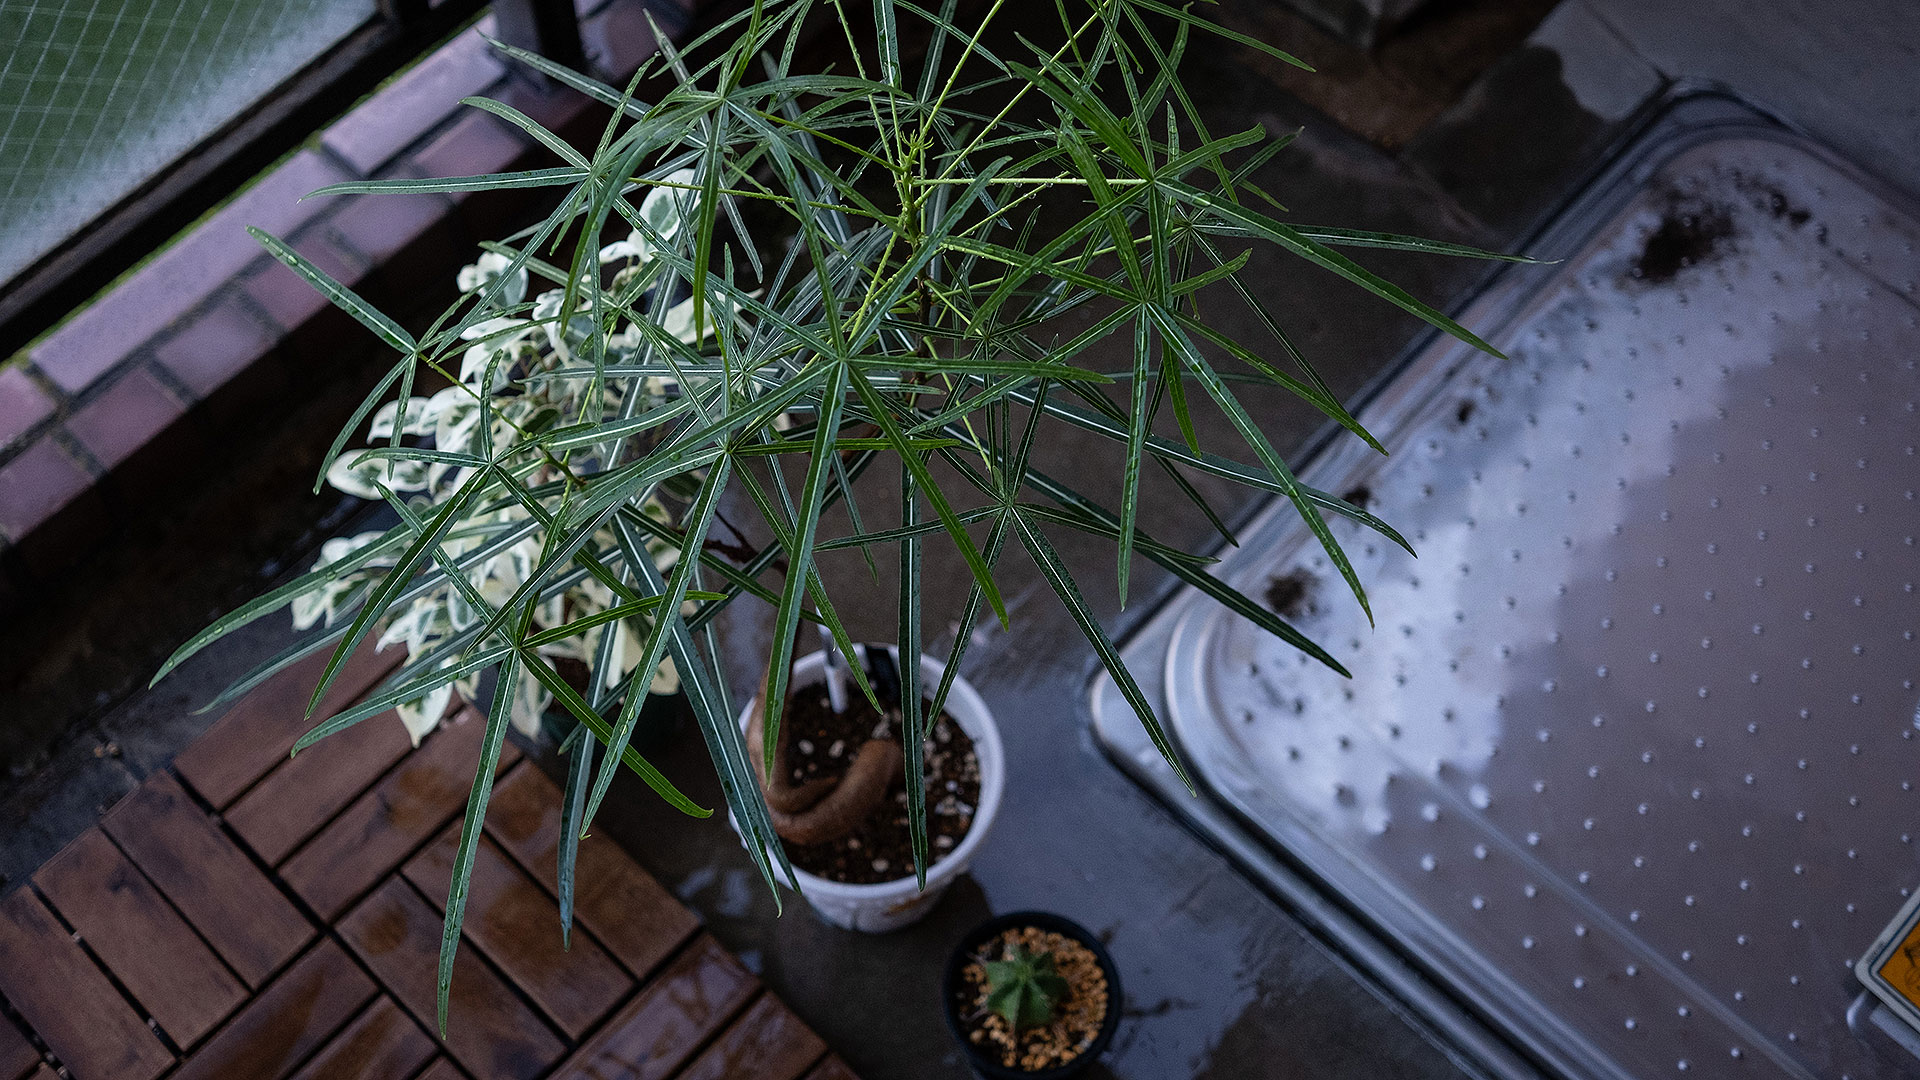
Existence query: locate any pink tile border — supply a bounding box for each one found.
[0,367,55,450]
[0,438,97,543]
[29,152,351,397]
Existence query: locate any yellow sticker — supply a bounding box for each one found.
[1877,917,1920,1008]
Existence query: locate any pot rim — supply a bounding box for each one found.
[941,910,1124,1080]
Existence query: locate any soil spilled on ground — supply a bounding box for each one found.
[1733,172,1813,229]
[1630,201,1736,284]
[1264,570,1316,620]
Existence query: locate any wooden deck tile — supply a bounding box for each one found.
[405,827,632,1039]
[281,709,518,919]
[9,640,852,1080]
[0,887,172,1080]
[804,1054,861,1080]
[170,940,376,1080]
[101,771,312,989]
[0,1015,40,1080]
[33,828,246,1046]
[175,641,403,808]
[339,877,565,1080]
[226,705,413,865]
[552,934,756,1080]
[486,764,700,978]
[285,997,435,1080]
[673,993,825,1080]
[416,1059,467,1080]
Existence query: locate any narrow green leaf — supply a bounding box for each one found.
[1125,0,1313,70]
[1278,225,1535,263]
[613,519,796,896]
[305,470,497,723]
[760,363,849,778]
[458,97,592,167]
[1118,315,1150,608]
[485,36,651,117]
[249,228,415,354]
[306,168,590,197]
[437,652,518,1035]
[816,504,997,549]
[1003,383,1415,556]
[294,645,514,752]
[1012,511,1192,791]
[583,456,734,829]
[899,467,927,887]
[848,367,1007,626]
[1020,468,1347,675]
[521,649,710,817]
[558,730,594,950]
[1148,305,1374,624]
[1160,183,1505,358]
[151,525,408,685]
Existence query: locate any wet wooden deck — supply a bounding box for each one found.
[0,645,856,1080]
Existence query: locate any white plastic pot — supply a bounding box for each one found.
[734,648,1004,932]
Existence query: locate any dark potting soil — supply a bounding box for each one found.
[779,679,981,885]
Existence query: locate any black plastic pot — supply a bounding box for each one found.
[942,911,1122,1079]
[541,689,689,756]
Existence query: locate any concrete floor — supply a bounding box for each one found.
[5,1,1920,1078]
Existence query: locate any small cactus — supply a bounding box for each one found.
[983,944,1070,1031]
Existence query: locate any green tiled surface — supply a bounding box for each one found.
[0,0,375,282]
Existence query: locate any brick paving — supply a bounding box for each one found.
[0,645,855,1080]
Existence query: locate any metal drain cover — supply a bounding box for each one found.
[1095,98,1920,1080]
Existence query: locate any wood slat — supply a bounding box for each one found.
[338,877,564,1080]
[285,997,435,1080]
[404,827,632,1039]
[281,708,519,919]
[226,706,413,865]
[673,993,825,1080]
[100,772,312,988]
[415,1059,467,1080]
[0,1014,40,1080]
[170,940,376,1080]
[486,764,699,978]
[175,641,403,808]
[804,1054,861,1080]
[0,887,172,1080]
[33,828,247,1046]
[552,934,756,1080]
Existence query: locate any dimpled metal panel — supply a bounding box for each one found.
[1137,124,1920,1079]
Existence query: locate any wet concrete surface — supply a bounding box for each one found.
[9,1,1920,1076]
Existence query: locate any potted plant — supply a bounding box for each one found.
[944,911,1121,1077]
[152,0,1511,1027]
[739,643,1005,931]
